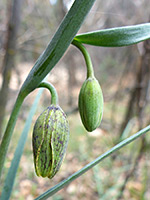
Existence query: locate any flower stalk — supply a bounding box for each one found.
[72,40,94,78]
[38,82,58,105]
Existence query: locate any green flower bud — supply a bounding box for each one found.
[32,105,69,179]
[79,77,103,132]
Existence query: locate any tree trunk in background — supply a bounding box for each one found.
[120,39,150,135]
[117,39,150,200]
[56,0,66,20]
[67,51,77,106]
[55,0,77,106]
[0,0,23,138]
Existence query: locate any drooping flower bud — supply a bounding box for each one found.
[32,105,69,179]
[79,77,103,132]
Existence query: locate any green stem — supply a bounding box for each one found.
[38,82,58,105]
[0,91,26,177]
[0,88,44,200]
[0,0,96,179]
[72,40,94,78]
[20,0,96,94]
[35,125,150,200]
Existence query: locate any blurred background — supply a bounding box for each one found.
[0,0,150,199]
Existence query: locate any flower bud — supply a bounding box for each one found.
[79,77,103,132]
[32,105,69,179]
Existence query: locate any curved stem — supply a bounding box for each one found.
[0,91,26,177]
[0,0,96,181]
[38,82,58,105]
[72,40,94,78]
[35,125,150,200]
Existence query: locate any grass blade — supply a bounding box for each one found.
[35,125,150,200]
[0,88,44,200]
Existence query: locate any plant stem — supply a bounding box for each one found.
[38,82,58,105]
[0,91,26,177]
[35,125,150,200]
[72,40,94,78]
[0,0,96,180]
[0,88,44,200]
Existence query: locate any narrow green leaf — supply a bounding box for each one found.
[93,165,103,197]
[74,23,150,47]
[0,88,43,200]
[35,125,150,200]
[0,0,96,180]
[21,0,96,95]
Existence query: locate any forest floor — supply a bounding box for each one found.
[0,62,150,200]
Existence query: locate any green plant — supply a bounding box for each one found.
[72,40,103,132]
[33,82,69,178]
[0,1,150,199]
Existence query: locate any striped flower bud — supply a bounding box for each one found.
[32,105,69,179]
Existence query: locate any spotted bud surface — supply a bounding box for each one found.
[32,105,69,179]
[79,77,103,132]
